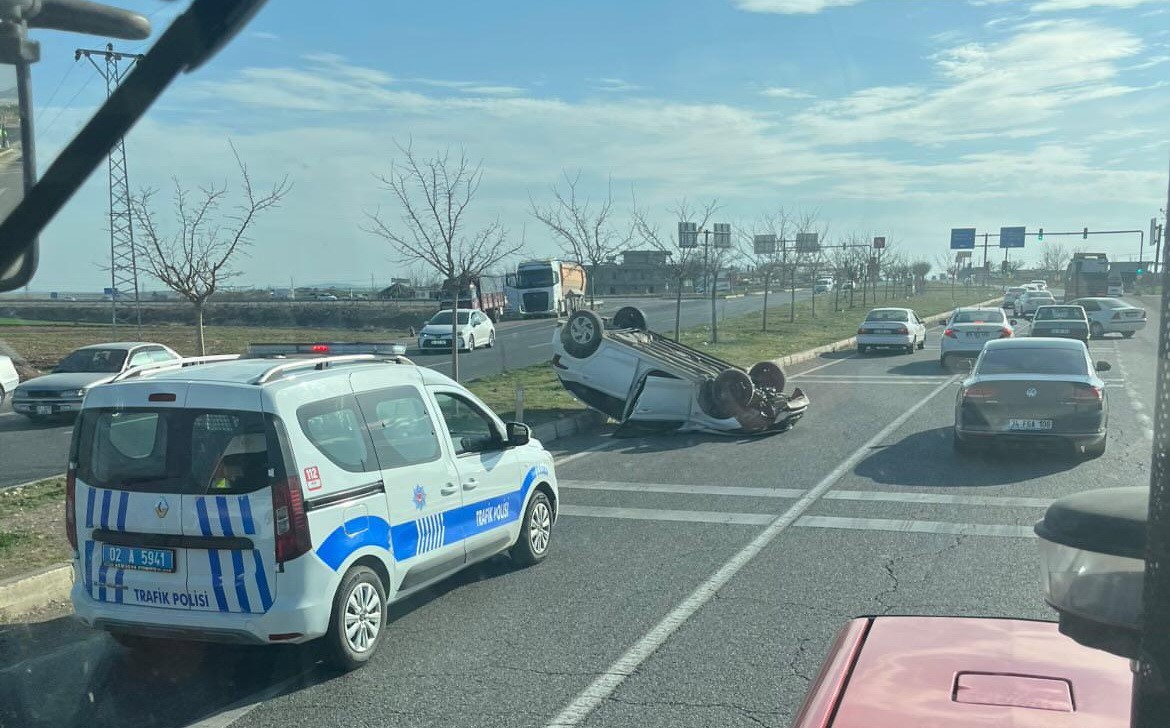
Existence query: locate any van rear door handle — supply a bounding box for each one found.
[440,483,458,496]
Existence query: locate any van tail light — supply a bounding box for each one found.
[999,327,1013,338]
[65,464,78,551]
[962,385,999,401]
[943,328,957,339]
[272,475,311,563]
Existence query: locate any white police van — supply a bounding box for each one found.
[66,343,558,670]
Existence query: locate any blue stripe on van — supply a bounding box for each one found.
[230,550,251,613]
[85,487,95,529]
[97,563,109,602]
[116,491,129,531]
[238,496,255,535]
[114,568,125,604]
[99,490,112,529]
[83,540,94,591]
[207,550,228,612]
[215,496,235,537]
[252,550,272,611]
[195,499,212,537]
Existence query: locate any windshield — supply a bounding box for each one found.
[866,310,909,322]
[515,269,557,288]
[1035,307,1084,321]
[53,348,127,373]
[951,310,1004,324]
[429,311,471,325]
[976,347,1089,376]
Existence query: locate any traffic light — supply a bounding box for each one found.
[1083,227,1089,240]
[1038,227,1044,241]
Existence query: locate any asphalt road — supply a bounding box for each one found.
[0,292,1157,728]
[0,291,798,488]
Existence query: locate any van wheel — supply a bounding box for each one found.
[561,310,605,358]
[511,491,553,566]
[324,566,386,672]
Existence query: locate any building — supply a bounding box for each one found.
[589,250,674,295]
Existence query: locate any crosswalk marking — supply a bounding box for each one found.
[558,505,773,526]
[795,515,1035,538]
[560,481,804,498]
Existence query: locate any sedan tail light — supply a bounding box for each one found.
[1070,385,1103,402]
[894,326,909,335]
[999,327,1013,338]
[943,328,957,339]
[962,385,999,400]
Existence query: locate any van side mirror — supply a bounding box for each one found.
[1095,361,1112,373]
[506,421,530,447]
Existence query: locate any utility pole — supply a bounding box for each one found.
[76,43,145,337]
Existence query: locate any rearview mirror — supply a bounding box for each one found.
[506,421,531,447]
[1096,361,1112,373]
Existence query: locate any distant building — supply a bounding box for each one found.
[589,250,674,295]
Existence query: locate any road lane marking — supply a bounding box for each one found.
[560,505,773,525]
[790,356,856,377]
[545,373,958,728]
[560,481,804,498]
[823,490,1051,508]
[794,378,951,386]
[795,515,1034,538]
[554,439,622,467]
[425,361,451,370]
[528,342,550,349]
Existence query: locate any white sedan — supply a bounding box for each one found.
[940,307,1013,367]
[417,308,496,352]
[1067,297,1147,339]
[857,308,928,354]
[0,354,19,407]
[1016,290,1056,318]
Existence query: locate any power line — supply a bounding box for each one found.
[39,70,97,139]
[35,61,77,120]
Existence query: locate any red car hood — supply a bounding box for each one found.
[825,617,1130,728]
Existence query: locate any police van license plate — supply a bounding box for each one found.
[1007,419,1053,431]
[102,544,175,572]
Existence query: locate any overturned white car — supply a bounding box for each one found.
[551,307,810,435]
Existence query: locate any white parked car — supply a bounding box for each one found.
[856,308,927,354]
[1067,297,1147,339]
[551,307,808,434]
[417,309,496,352]
[314,293,339,301]
[0,354,19,408]
[68,344,557,671]
[1016,290,1056,318]
[814,278,835,293]
[940,307,1012,368]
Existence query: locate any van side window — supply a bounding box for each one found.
[298,396,376,473]
[432,391,500,456]
[355,387,442,469]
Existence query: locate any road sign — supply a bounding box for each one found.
[712,223,732,249]
[678,222,698,249]
[955,250,972,260]
[950,228,976,250]
[873,236,886,249]
[795,232,820,252]
[999,226,1026,249]
[753,234,777,255]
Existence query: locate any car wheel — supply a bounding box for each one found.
[612,306,648,331]
[1122,331,1135,339]
[1083,436,1107,459]
[748,361,786,392]
[467,335,475,351]
[487,331,495,348]
[906,339,916,354]
[857,345,868,355]
[713,369,755,416]
[953,429,975,455]
[561,310,605,358]
[917,337,925,350]
[1090,322,1105,339]
[324,565,386,672]
[511,490,553,566]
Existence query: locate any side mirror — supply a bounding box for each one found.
[1095,361,1112,373]
[506,421,531,447]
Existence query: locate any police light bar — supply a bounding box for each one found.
[247,342,408,357]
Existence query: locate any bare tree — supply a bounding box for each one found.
[131,143,291,355]
[363,141,523,381]
[529,171,633,307]
[632,196,719,341]
[1038,242,1071,281]
[745,206,794,331]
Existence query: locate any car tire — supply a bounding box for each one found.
[940,354,950,369]
[748,361,786,392]
[917,337,925,350]
[1090,322,1104,339]
[1122,331,1135,339]
[561,310,605,358]
[713,369,755,416]
[906,339,916,354]
[511,490,553,566]
[467,335,475,351]
[612,306,648,331]
[487,331,495,348]
[323,565,386,672]
[1083,436,1107,459]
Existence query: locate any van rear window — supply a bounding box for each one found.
[75,408,285,494]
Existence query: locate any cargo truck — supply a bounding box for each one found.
[506,259,587,317]
[438,274,508,322]
[1063,253,1110,301]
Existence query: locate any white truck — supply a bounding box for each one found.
[506,259,586,317]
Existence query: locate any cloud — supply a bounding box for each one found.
[732,0,864,13]
[759,86,814,99]
[251,31,279,41]
[973,0,1167,10]
[461,85,525,96]
[592,77,642,92]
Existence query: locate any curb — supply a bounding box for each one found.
[532,410,607,443]
[0,563,72,621]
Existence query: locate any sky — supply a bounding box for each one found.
[16,0,1170,291]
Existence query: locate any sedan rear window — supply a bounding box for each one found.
[76,408,284,494]
[865,310,908,322]
[951,310,1004,324]
[976,348,1088,376]
[1034,307,1085,321]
